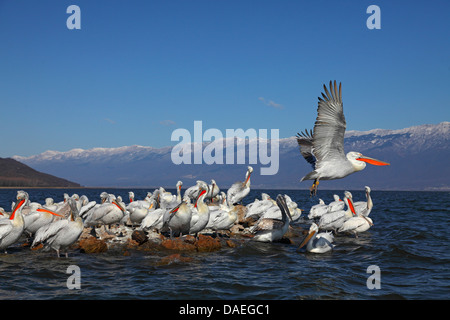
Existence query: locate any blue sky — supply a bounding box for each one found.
[0,0,449,157]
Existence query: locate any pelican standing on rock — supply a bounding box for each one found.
[0,191,27,253]
[83,194,127,237]
[23,206,64,237]
[32,198,84,257]
[227,166,253,205]
[188,182,210,236]
[296,81,390,196]
[163,200,192,238]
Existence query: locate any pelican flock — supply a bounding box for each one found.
[0,182,377,257]
[0,81,386,257]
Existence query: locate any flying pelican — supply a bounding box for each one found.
[250,195,292,243]
[296,81,390,196]
[338,191,373,237]
[298,223,334,253]
[0,191,27,253]
[227,166,253,205]
[32,198,83,257]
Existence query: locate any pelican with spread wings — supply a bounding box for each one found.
[296,81,390,195]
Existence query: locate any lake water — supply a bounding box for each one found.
[0,188,449,301]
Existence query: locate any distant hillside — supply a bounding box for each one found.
[12,122,450,191]
[0,157,81,187]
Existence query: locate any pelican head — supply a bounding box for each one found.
[347,152,390,172]
[298,223,319,249]
[100,192,109,203]
[365,186,371,194]
[344,191,357,215]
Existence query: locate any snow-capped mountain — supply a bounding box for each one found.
[12,122,450,190]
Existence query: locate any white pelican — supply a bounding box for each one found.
[298,223,334,253]
[327,194,345,213]
[0,191,27,253]
[338,191,373,237]
[32,198,83,257]
[227,166,253,205]
[206,179,220,202]
[43,198,58,212]
[163,200,192,238]
[206,199,238,235]
[318,193,353,232]
[183,180,205,202]
[126,191,156,225]
[245,194,277,220]
[251,195,292,242]
[296,81,390,195]
[24,207,64,236]
[308,199,328,219]
[188,182,210,236]
[139,207,166,233]
[83,194,127,230]
[352,186,373,217]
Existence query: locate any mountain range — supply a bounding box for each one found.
[11,122,450,191]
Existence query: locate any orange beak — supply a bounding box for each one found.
[10,199,26,220]
[348,198,356,215]
[37,208,63,217]
[357,155,390,166]
[298,230,316,250]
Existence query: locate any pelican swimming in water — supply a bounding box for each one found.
[0,191,27,253]
[308,199,328,219]
[298,223,334,253]
[352,186,373,217]
[227,166,253,205]
[250,194,292,243]
[318,193,353,232]
[296,81,390,196]
[32,198,84,257]
[338,191,373,237]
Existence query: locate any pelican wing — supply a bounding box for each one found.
[32,219,69,246]
[296,129,316,168]
[0,221,13,240]
[312,81,346,166]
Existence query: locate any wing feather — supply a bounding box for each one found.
[312,81,346,166]
[296,129,316,168]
